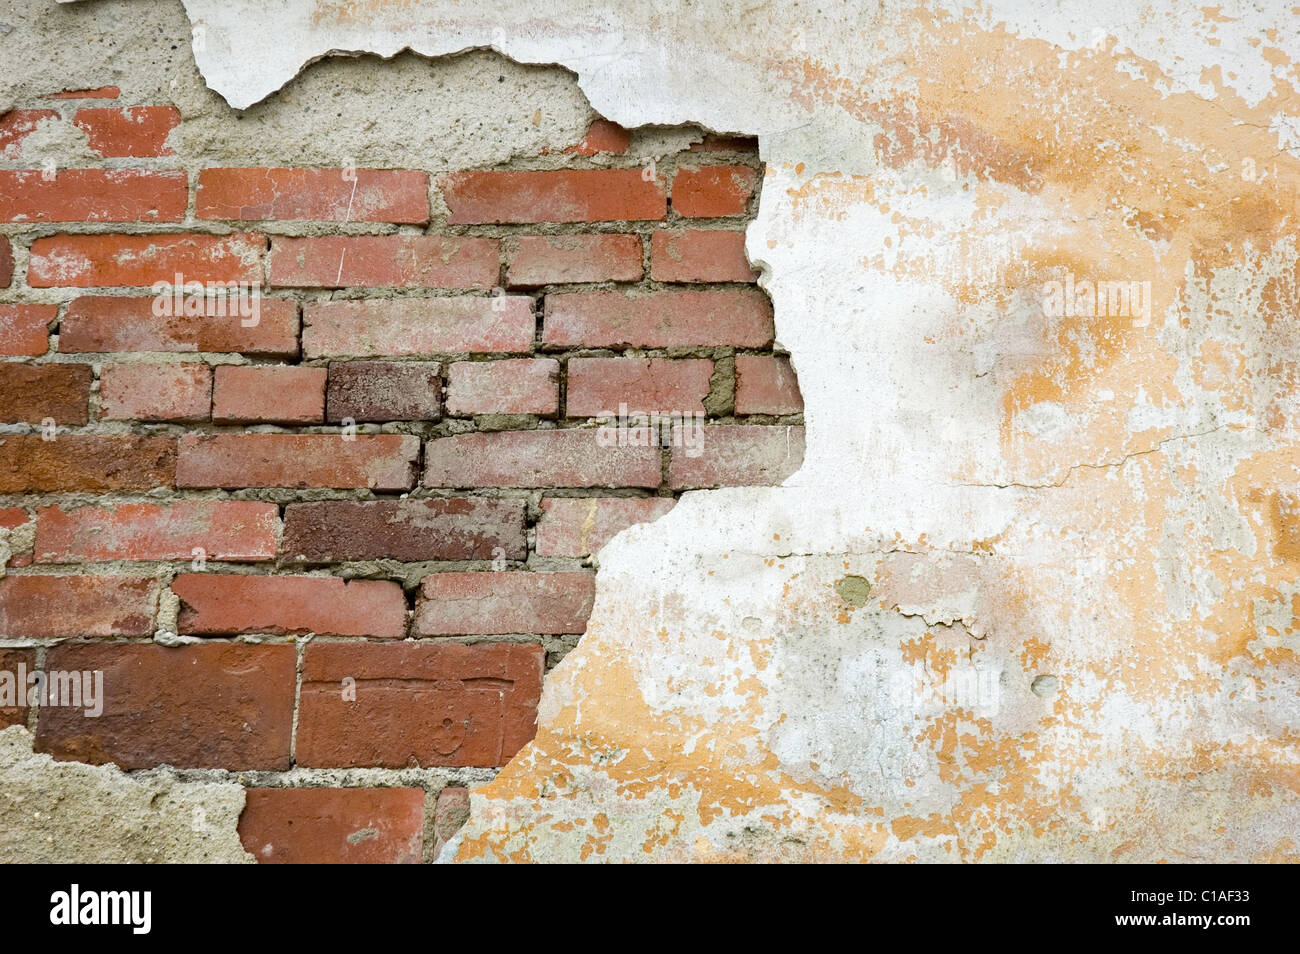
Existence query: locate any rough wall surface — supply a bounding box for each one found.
[8,0,1300,861]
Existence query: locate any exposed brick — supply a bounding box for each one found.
[326,361,441,422]
[0,240,11,288]
[0,170,187,223]
[544,288,772,348]
[667,424,805,488]
[28,232,265,287]
[414,571,595,636]
[672,164,758,217]
[270,235,497,289]
[535,496,677,557]
[297,641,544,768]
[0,575,157,637]
[198,168,429,223]
[58,296,298,357]
[35,501,278,563]
[0,648,36,728]
[567,119,631,155]
[0,305,53,356]
[430,786,470,859]
[73,106,181,157]
[239,788,424,864]
[650,229,758,282]
[0,434,175,492]
[441,169,666,224]
[36,642,295,771]
[303,298,533,358]
[445,359,559,416]
[45,87,119,99]
[281,498,525,564]
[0,364,91,425]
[173,574,407,638]
[734,354,803,415]
[567,357,714,418]
[424,430,660,489]
[212,365,326,424]
[506,233,642,287]
[99,363,212,421]
[0,109,59,159]
[690,135,760,152]
[176,434,418,490]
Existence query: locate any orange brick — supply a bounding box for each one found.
[441,169,666,223]
[198,168,429,223]
[0,170,187,223]
[99,363,212,421]
[672,164,758,217]
[73,106,181,157]
[212,365,326,424]
[270,235,497,289]
[28,233,265,287]
[650,229,758,282]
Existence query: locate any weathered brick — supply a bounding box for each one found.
[28,233,265,287]
[0,170,186,223]
[326,361,441,422]
[35,501,278,563]
[506,234,642,287]
[0,364,91,425]
[99,363,212,421]
[667,424,805,488]
[239,788,425,864]
[0,508,33,569]
[430,786,470,859]
[414,571,595,635]
[566,357,714,418]
[734,354,803,415]
[270,235,497,289]
[0,648,36,727]
[173,574,407,638]
[0,109,59,159]
[567,119,631,156]
[0,240,11,288]
[672,164,758,217]
[281,498,525,564]
[176,434,418,490]
[544,288,772,348]
[441,169,666,223]
[0,305,53,356]
[198,168,429,223]
[424,430,660,489]
[212,365,326,424]
[58,296,298,357]
[0,575,157,637]
[296,641,544,768]
[535,496,677,557]
[36,642,295,771]
[303,298,532,358]
[445,358,558,416]
[73,106,181,157]
[650,229,757,282]
[0,434,175,492]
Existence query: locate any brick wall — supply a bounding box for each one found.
[0,95,802,862]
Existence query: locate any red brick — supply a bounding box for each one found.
[326,361,441,422]
[176,433,418,490]
[99,362,212,421]
[544,288,772,348]
[73,106,180,157]
[297,641,544,768]
[281,498,525,564]
[58,296,298,357]
[198,168,429,223]
[0,575,157,637]
[28,232,264,287]
[734,354,803,415]
[212,365,325,424]
[35,501,278,563]
[0,508,33,569]
[0,364,91,424]
[0,170,186,223]
[506,233,642,287]
[690,135,760,152]
[0,434,175,492]
[567,119,631,156]
[0,306,53,356]
[0,109,59,159]
[431,786,470,858]
[650,229,757,282]
[270,235,497,289]
[567,357,714,418]
[0,648,36,727]
[0,240,11,287]
[45,87,119,99]
[414,571,594,636]
[424,430,660,489]
[303,298,533,358]
[536,496,677,557]
[441,169,666,224]
[36,642,295,770]
[173,574,407,638]
[445,359,558,416]
[667,424,804,488]
[672,164,758,217]
[239,788,425,864]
